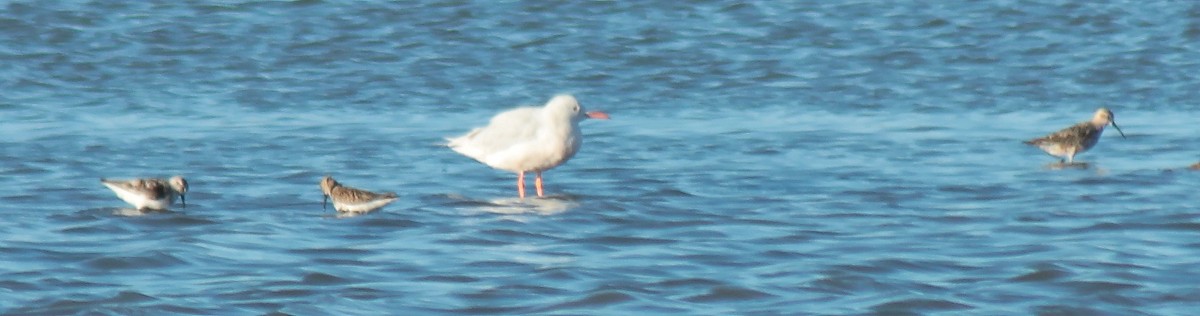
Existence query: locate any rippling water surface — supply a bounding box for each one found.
[3,1,1200,314]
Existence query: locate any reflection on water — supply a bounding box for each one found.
[331,211,369,219]
[480,196,577,215]
[1042,162,1112,176]
[1043,162,1091,170]
[441,194,578,215]
[110,207,173,217]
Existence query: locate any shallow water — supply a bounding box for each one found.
[3,1,1200,314]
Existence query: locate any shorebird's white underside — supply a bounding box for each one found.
[333,197,397,213]
[102,182,174,210]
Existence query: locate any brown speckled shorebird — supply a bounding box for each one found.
[1024,108,1126,164]
[100,176,188,211]
[319,176,397,213]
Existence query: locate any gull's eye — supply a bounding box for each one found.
[573,105,580,113]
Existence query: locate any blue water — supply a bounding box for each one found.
[3,1,1200,314]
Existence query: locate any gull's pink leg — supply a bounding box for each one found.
[517,171,526,199]
[535,171,544,197]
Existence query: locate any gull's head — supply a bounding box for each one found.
[1093,107,1125,139]
[546,94,609,123]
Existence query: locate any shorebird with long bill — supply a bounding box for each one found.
[1024,107,1126,164]
[320,176,398,213]
[100,176,188,211]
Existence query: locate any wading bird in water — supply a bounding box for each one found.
[320,176,397,213]
[448,94,609,198]
[100,176,188,211]
[1024,107,1125,164]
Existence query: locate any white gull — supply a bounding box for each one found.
[447,94,609,198]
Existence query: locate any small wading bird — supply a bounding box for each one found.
[447,94,609,199]
[100,176,188,211]
[1024,107,1126,164]
[320,176,397,213]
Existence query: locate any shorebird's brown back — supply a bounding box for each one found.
[1024,121,1097,147]
[330,185,396,204]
